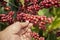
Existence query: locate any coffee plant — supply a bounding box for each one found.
[0,0,60,40]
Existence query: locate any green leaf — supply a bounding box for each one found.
[20,0,24,6]
[57,37,60,40]
[31,38,35,40]
[46,32,57,40]
[39,29,43,36]
[0,22,9,31]
[38,8,46,16]
[52,7,57,16]
[31,26,39,33]
[0,7,4,14]
[47,17,60,31]
[51,7,60,17]
[9,0,19,11]
[56,7,60,17]
[38,8,51,17]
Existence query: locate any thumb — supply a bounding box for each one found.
[3,22,29,34]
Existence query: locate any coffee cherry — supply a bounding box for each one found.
[39,37,45,40]
[4,6,11,11]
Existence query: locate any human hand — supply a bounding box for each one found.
[0,22,33,40]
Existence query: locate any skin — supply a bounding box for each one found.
[0,22,33,40]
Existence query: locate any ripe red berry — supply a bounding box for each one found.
[39,37,45,40]
[4,6,11,11]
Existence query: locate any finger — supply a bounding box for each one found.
[20,29,31,39]
[19,28,27,35]
[28,23,33,29]
[27,29,31,33]
[20,35,27,40]
[3,22,29,34]
[21,34,31,40]
[18,23,32,35]
[19,29,32,40]
[20,22,29,29]
[24,32,32,40]
[25,23,32,33]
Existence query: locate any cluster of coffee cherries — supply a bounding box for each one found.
[16,12,52,30]
[40,0,60,8]
[27,4,40,14]
[0,11,14,24]
[18,0,60,15]
[24,0,40,11]
[30,32,45,40]
[18,0,41,15]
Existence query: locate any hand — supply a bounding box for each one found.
[0,22,33,40]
